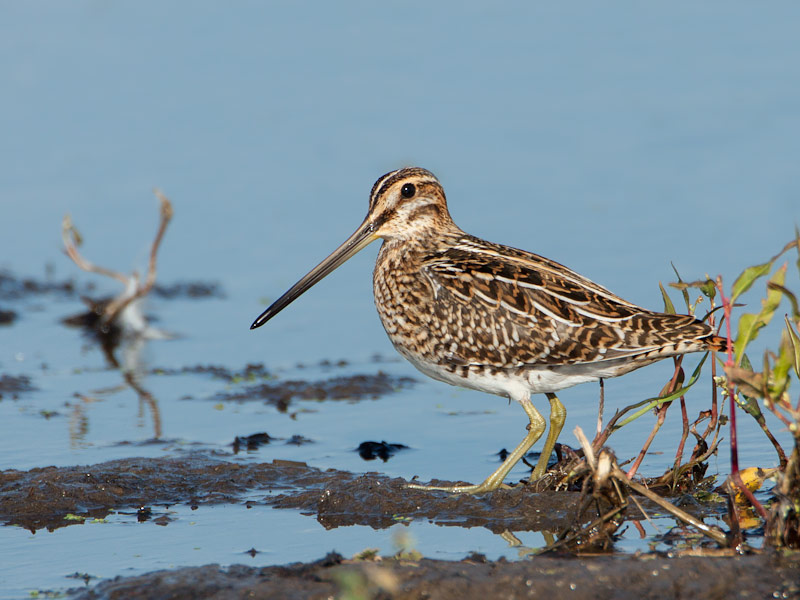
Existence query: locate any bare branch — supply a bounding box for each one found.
[611,465,728,546]
[62,214,128,284]
[104,191,174,325]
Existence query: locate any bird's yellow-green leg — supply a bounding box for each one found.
[530,393,566,481]
[407,397,546,493]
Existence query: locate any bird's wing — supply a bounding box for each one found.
[421,236,709,367]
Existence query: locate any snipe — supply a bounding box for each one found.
[251,167,724,493]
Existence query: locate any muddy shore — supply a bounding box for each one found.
[70,551,800,600]
[2,455,797,599]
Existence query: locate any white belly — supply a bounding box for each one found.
[395,345,598,403]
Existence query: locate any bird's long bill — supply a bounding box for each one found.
[250,219,378,330]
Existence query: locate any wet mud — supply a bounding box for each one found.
[222,371,413,408]
[0,456,318,532]
[0,455,587,534]
[148,361,415,411]
[0,453,725,536]
[71,551,800,600]
[213,371,415,412]
[0,452,795,598]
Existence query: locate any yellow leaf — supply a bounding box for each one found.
[733,467,777,504]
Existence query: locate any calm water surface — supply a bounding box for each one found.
[2,2,800,597]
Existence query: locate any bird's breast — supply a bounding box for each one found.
[373,247,439,359]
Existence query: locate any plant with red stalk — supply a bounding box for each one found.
[713,234,800,548]
[590,272,723,491]
[716,277,769,523]
[543,235,799,552]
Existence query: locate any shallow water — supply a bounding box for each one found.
[2,2,800,597]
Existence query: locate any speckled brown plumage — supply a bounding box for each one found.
[369,170,723,394]
[252,167,725,493]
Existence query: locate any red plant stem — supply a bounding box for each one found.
[716,278,768,521]
[627,403,668,479]
[703,309,719,438]
[627,360,683,478]
[722,303,740,476]
[673,396,689,468]
[632,520,647,539]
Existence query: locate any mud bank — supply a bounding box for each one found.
[1,455,725,535]
[71,551,800,600]
[3,456,793,599]
[0,455,588,534]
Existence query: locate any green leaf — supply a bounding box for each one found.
[613,353,707,430]
[659,282,676,314]
[785,315,800,379]
[736,388,764,421]
[767,282,800,319]
[734,264,786,364]
[734,313,759,364]
[670,263,691,311]
[769,333,792,401]
[760,263,786,316]
[699,279,717,300]
[730,261,773,304]
[740,352,753,371]
[63,513,86,521]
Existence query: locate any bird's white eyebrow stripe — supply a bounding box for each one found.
[371,170,441,207]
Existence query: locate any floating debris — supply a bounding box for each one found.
[232,432,274,454]
[357,441,409,462]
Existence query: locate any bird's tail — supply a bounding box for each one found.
[705,334,729,353]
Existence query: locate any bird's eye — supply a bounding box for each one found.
[400,183,416,198]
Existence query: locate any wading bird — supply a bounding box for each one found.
[251,167,724,493]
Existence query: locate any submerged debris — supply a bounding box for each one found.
[232,432,274,453]
[152,281,224,299]
[0,269,85,300]
[216,372,415,412]
[1,270,221,303]
[356,441,409,462]
[151,363,272,382]
[232,432,316,454]
[285,434,314,446]
[0,374,36,398]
